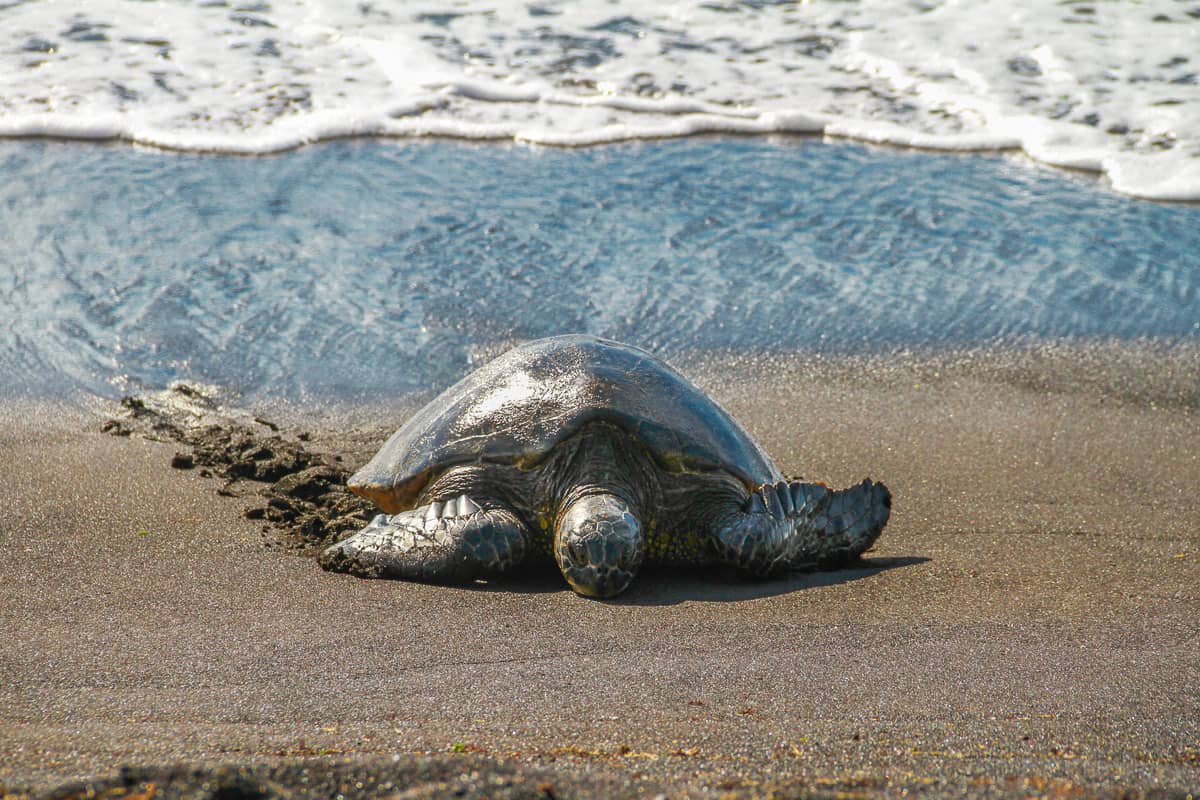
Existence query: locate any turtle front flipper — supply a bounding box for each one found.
[712,479,891,576]
[319,495,529,583]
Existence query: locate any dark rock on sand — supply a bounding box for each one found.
[28,757,617,800]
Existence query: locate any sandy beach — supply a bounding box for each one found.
[2,344,1197,799]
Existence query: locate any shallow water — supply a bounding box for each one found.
[1,137,1196,401]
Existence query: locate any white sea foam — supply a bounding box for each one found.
[2,0,1198,199]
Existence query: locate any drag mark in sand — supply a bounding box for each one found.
[101,383,374,553]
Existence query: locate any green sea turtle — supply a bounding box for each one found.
[320,335,891,598]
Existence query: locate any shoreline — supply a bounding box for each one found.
[2,345,1197,798]
[8,335,1198,423]
[2,127,1198,206]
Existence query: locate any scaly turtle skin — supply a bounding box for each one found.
[320,335,891,598]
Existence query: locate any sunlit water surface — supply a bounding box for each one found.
[1,138,1197,401]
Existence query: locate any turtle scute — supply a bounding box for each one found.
[348,335,781,513]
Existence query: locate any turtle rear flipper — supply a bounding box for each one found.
[712,479,891,576]
[319,495,529,583]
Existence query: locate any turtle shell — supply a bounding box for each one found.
[349,335,781,513]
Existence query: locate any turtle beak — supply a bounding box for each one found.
[553,493,644,598]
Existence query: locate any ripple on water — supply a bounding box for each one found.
[0,137,1197,401]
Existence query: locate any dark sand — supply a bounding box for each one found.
[2,344,1198,799]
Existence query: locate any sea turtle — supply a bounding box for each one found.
[320,335,891,598]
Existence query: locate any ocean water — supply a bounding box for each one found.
[0,1,1198,402]
[1,137,1197,401]
[1,0,1199,200]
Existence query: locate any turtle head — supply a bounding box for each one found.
[554,493,644,598]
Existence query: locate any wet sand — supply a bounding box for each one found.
[2,345,1198,799]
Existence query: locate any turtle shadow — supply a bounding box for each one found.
[467,555,929,603]
[470,567,570,595]
[609,555,930,606]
